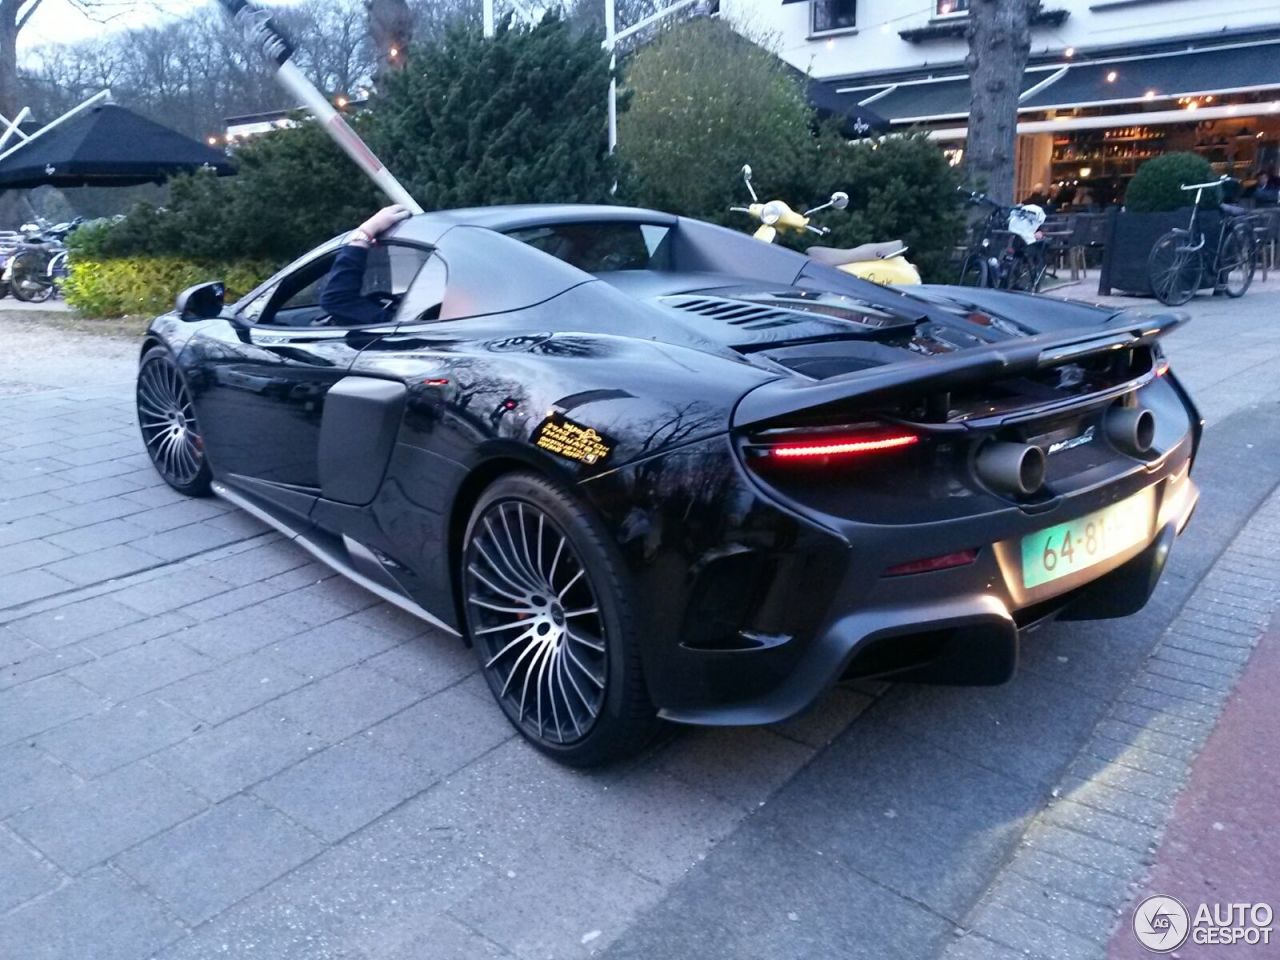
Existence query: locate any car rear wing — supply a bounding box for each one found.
[732,309,1187,430]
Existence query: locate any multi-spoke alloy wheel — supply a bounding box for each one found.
[462,472,658,765]
[137,347,211,495]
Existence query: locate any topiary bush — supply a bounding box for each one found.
[1125,152,1216,213]
[63,256,274,318]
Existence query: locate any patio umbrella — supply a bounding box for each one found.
[0,103,234,190]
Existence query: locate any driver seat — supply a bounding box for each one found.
[807,240,907,266]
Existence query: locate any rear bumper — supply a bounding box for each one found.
[657,464,1198,726]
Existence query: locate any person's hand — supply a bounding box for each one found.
[357,204,411,240]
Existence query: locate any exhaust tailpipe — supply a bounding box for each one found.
[1105,406,1156,457]
[975,442,1046,497]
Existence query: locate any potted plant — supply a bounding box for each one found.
[1099,152,1220,296]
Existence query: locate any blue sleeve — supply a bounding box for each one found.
[319,244,392,326]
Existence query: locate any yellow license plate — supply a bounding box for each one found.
[1020,489,1154,589]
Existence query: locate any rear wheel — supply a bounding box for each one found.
[462,472,659,766]
[1217,223,1255,298]
[1148,231,1201,306]
[137,347,212,496]
[9,251,53,303]
[958,254,989,288]
[1005,253,1042,293]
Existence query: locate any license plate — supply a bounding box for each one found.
[1020,489,1154,589]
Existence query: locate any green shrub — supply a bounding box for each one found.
[618,20,963,281]
[63,256,275,318]
[1126,153,1216,213]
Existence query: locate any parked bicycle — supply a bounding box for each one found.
[1147,176,1255,306]
[955,188,1048,292]
[4,217,80,303]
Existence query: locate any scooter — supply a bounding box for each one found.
[730,165,922,285]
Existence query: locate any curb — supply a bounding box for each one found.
[943,483,1280,960]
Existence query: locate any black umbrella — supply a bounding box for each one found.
[0,103,234,189]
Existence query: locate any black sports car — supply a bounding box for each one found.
[137,205,1201,764]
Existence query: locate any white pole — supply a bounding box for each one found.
[604,0,617,154]
[0,106,31,152]
[0,91,110,164]
[483,0,494,38]
[217,0,424,213]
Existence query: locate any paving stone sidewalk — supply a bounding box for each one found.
[943,486,1280,960]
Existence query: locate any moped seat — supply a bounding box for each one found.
[806,240,907,266]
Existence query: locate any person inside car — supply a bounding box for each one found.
[319,204,412,325]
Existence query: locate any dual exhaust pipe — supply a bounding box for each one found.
[975,405,1156,497]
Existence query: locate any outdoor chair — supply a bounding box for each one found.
[1252,209,1279,282]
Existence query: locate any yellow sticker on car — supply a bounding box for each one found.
[535,414,613,466]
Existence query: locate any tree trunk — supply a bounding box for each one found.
[964,0,1032,205]
[367,0,413,76]
[0,1,21,118]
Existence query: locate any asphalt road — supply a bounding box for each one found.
[0,282,1277,960]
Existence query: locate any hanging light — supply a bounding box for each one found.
[1106,70,1118,83]
[1064,47,1075,58]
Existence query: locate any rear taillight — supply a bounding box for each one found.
[745,427,920,467]
[884,549,978,577]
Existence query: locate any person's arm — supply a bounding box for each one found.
[319,244,389,327]
[318,204,412,326]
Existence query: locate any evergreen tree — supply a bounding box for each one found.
[370,12,618,209]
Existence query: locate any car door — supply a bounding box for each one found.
[185,242,431,496]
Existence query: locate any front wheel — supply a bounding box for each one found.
[958,254,989,287]
[1148,231,1201,306]
[462,472,659,766]
[1217,224,1255,298]
[137,347,212,496]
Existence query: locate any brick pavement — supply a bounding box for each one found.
[1,283,1278,960]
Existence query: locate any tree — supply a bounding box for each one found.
[370,12,617,209]
[963,0,1032,204]
[617,18,812,224]
[368,0,412,74]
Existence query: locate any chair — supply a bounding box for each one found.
[1252,209,1279,281]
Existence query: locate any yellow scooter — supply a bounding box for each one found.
[730,165,922,286]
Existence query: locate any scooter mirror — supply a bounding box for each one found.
[831,191,849,210]
[741,164,753,182]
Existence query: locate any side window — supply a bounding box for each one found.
[507,222,672,273]
[393,255,448,323]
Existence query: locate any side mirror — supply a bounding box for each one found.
[831,191,849,210]
[741,164,753,182]
[176,281,225,321]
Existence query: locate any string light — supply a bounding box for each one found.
[1105,70,1118,82]
[389,46,399,58]
[1064,46,1074,58]
[336,95,348,108]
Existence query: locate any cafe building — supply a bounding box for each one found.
[722,0,1280,206]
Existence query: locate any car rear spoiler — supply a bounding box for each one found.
[732,309,1187,429]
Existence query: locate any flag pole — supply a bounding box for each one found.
[215,0,424,214]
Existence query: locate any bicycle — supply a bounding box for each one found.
[1147,176,1256,306]
[955,188,1048,293]
[5,219,78,303]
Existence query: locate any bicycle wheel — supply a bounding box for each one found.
[1148,231,1201,306]
[958,254,989,287]
[9,252,53,303]
[1217,223,1255,298]
[1005,253,1043,293]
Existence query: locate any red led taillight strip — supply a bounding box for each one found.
[769,433,919,460]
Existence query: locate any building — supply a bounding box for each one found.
[722,0,1280,203]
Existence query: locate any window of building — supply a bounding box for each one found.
[936,0,970,15]
[811,0,856,35]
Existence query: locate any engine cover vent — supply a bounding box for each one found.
[660,296,807,331]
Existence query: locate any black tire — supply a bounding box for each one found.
[9,252,53,303]
[136,347,212,496]
[1005,254,1041,293]
[462,471,660,766]
[1148,231,1201,306]
[1217,224,1255,298]
[958,253,989,288]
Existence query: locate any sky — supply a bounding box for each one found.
[19,0,290,50]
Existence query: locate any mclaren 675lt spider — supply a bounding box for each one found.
[136,205,1201,764]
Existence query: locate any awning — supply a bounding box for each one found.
[804,79,890,137]
[1020,40,1280,110]
[832,68,1062,124]
[0,104,234,190]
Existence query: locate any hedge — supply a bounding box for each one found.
[64,257,277,318]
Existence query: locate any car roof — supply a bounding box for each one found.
[391,203,680,246]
